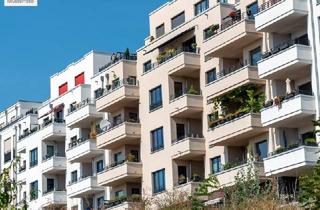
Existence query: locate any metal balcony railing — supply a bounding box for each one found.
[172,133,204,144]
[99,52,137,72]
[258,0,283,13]
[98,117,140,134]
[67,98,95,114]
[95,78,139,99]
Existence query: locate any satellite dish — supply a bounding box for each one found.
[100,119,111,130]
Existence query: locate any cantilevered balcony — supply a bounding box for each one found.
[204,13,261,59]
[95,78,139,113]
[215,162,265,187]
[206,65,264,98]
[264,145,320,176]
[261,93,315,127]
[67,176,104,198]
[258,42,312,80]
[104,200,139,210]
[66,99,103,129]
[66,138,104,163]
[171,136,205,160]
[169,93,203,119]
[97,119,141,150]
[208,113,266,146]
[41,190,67,208]
[42,155,66,175]
[97,161,142,187]
[255,0,308,32]
[41,119,66,141]
[173,181,201,194]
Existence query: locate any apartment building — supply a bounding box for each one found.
[1,0,320,210]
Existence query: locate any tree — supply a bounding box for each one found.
[299,159,320,210]
[0,157,27,210]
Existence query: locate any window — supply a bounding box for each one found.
[113,114,122,126]
[171,12,185,29]
[195,0,209,16]
[152,169,166,193]
[206,68,216,84]
[58,82,68,96]
[151,127,164,152]
[211,156,221,174]
[71,170,78,183]
[156,24,165,38]
[75,72,85,86]
[29,148,38,167]
[114,152,123,163]
[176,124,185,140]
[30,181,38,200]
[149,86,162,111]
[97,196,104,208]
[115,190,125,199]
[47,178,54,192]
[256,140,268,159]
[71,205,78,210]
[250,47,261,66]
[4,138,11,163]
[174,82,183,98]
[46,145,54,159]
[143,60,152,73]
[246,2,258,19]
[132,188,140,195]
[96,160,104,173]
[130,150,139,162]
[112,78,120,89]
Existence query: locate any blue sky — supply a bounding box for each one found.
[0,0,168,111]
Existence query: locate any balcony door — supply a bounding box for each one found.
[47,178,54,192]
[174,82,183,98]
[46,145,54,158]
[178,166,187,184]
[176,124,186,140]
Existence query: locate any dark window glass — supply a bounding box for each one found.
[143,60,152,73]
[113,114,122,126]
[298,82,312,95]
[176,124,185,140]
[153,169,166,193]
[195,0,209,16]
[256,140,268,159]
[97,196,104,208]
[30,181,38,200]
[250,47,262,66]
[71,170,78,183]
[47,178,54,192]
[46,145,54,159]
[156,24,165,38]
[174,82,183,98]
[150,86,162,111]
[178,166,187,184]
[151,127,164,152]
[115,190,124,199]
[29,148,38,167]
[206,69,217,84]
[246,2,258,19]
[211,156,221,174]
[171,12,185,29]
[114,152,123,163]
[96,160,104,173]
[132,188,140,195]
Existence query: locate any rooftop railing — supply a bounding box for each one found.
[95,78,139,99]
[99,52,137,72]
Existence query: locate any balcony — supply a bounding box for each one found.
[41,190,67,207]
[173,181,201,194]
[264,146,320,177]
[66,99,103,129]
[97,161,142,187]
[206,65,264,98]
[97,119,141,150]
[95,78,139,113]
[255,0,308,32]
[215,162,264,187]
[42,155,66,175]
[41,119,66,141]
[208,113,266,146]
[261,94,315,127]
[258,43,312,80]
[17,163,27,182]
[67,176,104,198]
[104,199,139,210]
[66,138,104,163]
[169,94,203,119]
[171,136,205,160]
[204,13,261,59]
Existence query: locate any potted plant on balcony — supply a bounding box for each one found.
[187,85,198,95]
[178,174,187,185]
[124,48,130,59]
[210,24,219,34]
[127,153,136,162]
[192,173,201,182]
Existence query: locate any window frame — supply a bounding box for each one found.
[206,68,217,84]
[151,127,164,152]
[29,148,38,167]
[155,23,165,38]
[211,156,221,174]
[171,11,185,30]
[194,0,209,16]
[149,85,163,111]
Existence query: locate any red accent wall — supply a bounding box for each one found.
[59,82,68,96]
[75,72,85,86]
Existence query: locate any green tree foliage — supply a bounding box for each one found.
[299,159,320,210]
